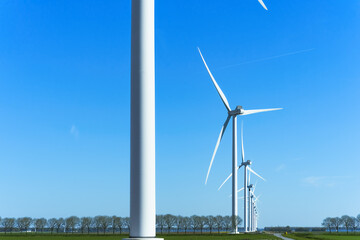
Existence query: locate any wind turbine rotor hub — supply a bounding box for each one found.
[245,160,252,165]
[229,105,243,116]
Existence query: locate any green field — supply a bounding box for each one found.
[284,232,360,240]
[0,233,280,240]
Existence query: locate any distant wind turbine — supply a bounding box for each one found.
[218,123,266,232]
[199,48,281,233]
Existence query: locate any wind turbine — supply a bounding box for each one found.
[199,48,281,233]
[248,180,261,232]
[250,191,261,232]
[247,169,264,232]
[218,126,265,233]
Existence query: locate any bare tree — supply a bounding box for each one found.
[156,215,166,234]
[80,217,92,234]
[34,218,47,232]
[112,216,124,234]
[55,218,64,233]
[115,217,124,234]
[124,217,130,233]
[2,218,15,234]
[332,217,342,232]
[65,216,80,234]
[322,217,332,233]
[164,214,176,234]
[175,216,183,234]
[223,216,232,232]
[350,217,356,232]
[231,215,242,232]
[93,216,102,234]
[341,215,352,234]
[357,214,360,230]
[16,217,32,234]
[205,215,216,234]
[84,217,93,234]
[99,216,112,234]
[214,215,223,234]
[181,216,191,234]
[48,218,57,234]
[111,216,118,234]
[191,215,205,234]
[198,216,207,234]
[190,215,198,234]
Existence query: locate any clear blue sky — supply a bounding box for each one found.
[0,0,359,227]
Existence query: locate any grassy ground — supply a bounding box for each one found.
[0,233,281,240]
[283,232,360,240]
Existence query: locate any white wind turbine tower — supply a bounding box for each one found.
[127,0,269,239]
[217,122,267,233]
[248,181,261,232]
[247,167,265,232]
[251,192,261,231]
[199,48,281,233]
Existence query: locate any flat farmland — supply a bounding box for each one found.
[285,233,360,240]
[0,233,281,240]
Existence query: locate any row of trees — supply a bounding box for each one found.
[0,215,242,234]
[156,215,242,234]
[0,216,129,234]
[322,214,360,233]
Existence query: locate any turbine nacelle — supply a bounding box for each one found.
[239,160,251,168]
[229,105,244,116]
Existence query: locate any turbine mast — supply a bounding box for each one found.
[232,115,238,233]
[249,194,251,232]
[128,0,161,239]
[244,165,248,232]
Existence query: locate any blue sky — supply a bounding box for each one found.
[0,0,359,227]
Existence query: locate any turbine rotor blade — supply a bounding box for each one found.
[229,187,244,198]
[205,115,231,184]
[242,108,282,116]
[237,187,244,193]
[251,190,257,198]
[258,0,268,10]
[198,48,231,112]
[253,181,258,194]
[248,167,266,181]
[219,164,243,190]
[218,172,232,191]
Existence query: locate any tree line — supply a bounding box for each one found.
[322,214,360,233]
[0,215,242,234]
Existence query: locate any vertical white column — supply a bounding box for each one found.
[251,203,253,232]
[248,189,251,231]
[129,0,157,238]
[244,166,247,232]
[232,116,238,233]
[251,197,253,231]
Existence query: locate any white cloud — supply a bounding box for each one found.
[302,176,351,187]
[70,125,79,138]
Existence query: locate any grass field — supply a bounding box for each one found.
[0,233,281,240]
[284,232,360,240]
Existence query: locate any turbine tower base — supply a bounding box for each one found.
[123,238,163,240]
